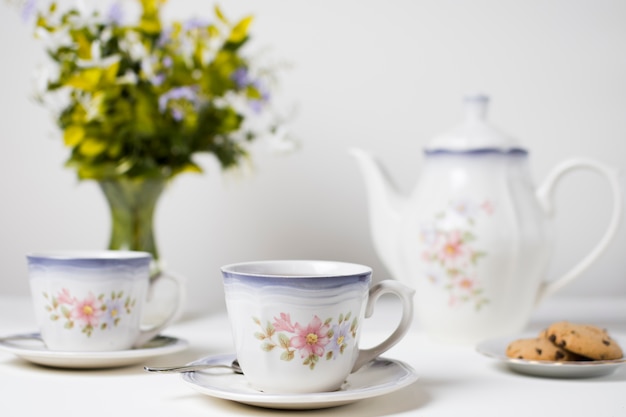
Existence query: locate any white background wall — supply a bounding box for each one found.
[1,0,625,317]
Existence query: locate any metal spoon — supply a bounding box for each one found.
[144,359,242,374]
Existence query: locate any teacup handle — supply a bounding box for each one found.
[133,270,184,347]
[535,158,622,303]
[351,280,415,372]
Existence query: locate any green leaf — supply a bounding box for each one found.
[138,0,164,34]
[228,16,253,43]
[278,333,291,349]
[103,61,121,84]
[173,162,203,176]
[472,251,487,264]
[261,342,275,352]
[79,137,107,157]
[462,231,476,242]
[63,125,84,146]
[66,69,102,91]
[73,31,92,60]
[214,5,228,24]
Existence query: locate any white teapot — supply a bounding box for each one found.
[351,94,622,344]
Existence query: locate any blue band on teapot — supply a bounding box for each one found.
[424,148,528,156]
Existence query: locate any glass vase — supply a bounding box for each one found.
[98,178,166,275]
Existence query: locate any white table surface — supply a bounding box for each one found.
[1,294,625,416]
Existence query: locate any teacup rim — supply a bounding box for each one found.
[26,250,152,261]
[220,259,372,278]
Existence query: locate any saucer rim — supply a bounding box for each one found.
[180,353,419,410]
[476,333,626,378]
[0,332,189,368]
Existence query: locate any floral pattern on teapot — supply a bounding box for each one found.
[43,289,137,337]
[420,198,493,310]
[253,311,358,370]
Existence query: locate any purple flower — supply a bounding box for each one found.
[150,73,165,86]
[249,100,263,114]
[247,80,270,113]
[252,80,270,101]
[171,108,184,121]
[162,56,173,68]
[20,0,37,23]
[102,298,125,328]
[107,2,124,25]
[327,321,353,359]
[157,28,173,48]
[158,86,198,120]
[232,67,250,88]
[183,17,209,31]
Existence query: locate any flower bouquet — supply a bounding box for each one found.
[11,0,290,263]
[22,0,285,180]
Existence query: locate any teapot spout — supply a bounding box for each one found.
[349,148,409,284]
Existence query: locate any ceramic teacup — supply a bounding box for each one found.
[26,250,181,351]
[221,260,415,393]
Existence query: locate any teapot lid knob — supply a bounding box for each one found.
[425,93,523,152]
[463,93,489,120]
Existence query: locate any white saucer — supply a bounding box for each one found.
[0,332,189,369]
[181,353,418,410]
[477,333,626,378]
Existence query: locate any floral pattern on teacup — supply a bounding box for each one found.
[420,198,493,310]
[253,312,358,370]
[42,289,136,337]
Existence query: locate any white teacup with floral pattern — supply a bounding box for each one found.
[27,250,180,351]
[221,260,415,393]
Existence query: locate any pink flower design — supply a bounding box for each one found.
[291,315,330,358]
[43,289,135,336]
[440,230,467,264]
[458,277,475,291]
[56,288,75,305]
[481,200,494,215]
[452,199,479,218]
[420,198,491,310]
[71,292,103,327]
[254,312,357,369]
[272,312,295,332]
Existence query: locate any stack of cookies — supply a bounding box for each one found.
[506,321,623,362]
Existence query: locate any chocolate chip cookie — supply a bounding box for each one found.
[506,336,583,361]
[546,321,623,360]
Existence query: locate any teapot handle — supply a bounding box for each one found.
[535,158,622,303]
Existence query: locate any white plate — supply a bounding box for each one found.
[0,332,188,369]
[181,353,419,410]
[476,334,626,378]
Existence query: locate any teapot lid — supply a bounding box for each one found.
[425,94,524,152]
